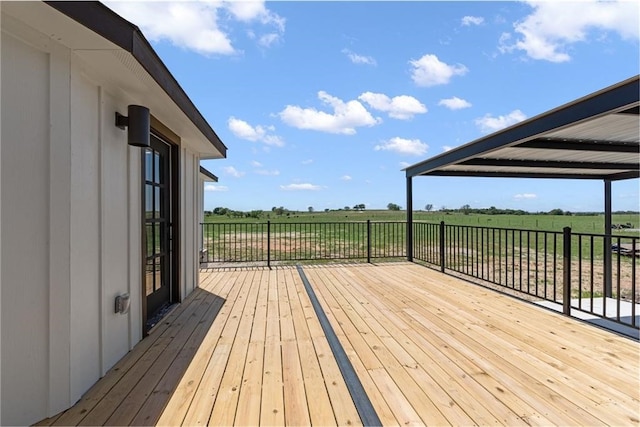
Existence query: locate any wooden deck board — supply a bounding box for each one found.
[43,263,639,426]
[305,263,640,426]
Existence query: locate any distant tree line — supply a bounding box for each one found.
[424,204,638,216]
[204,204,638,219]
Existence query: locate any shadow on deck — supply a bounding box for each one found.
[37,263,640,426]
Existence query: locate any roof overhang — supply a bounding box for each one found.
[405,76,639,181]
[199,166,218,183]
[3,1,226,159]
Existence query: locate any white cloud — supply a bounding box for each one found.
[499,1,639,62]
[104,1,285,56]
[358,92,427,120]
[342,49,377,66]
[514,193,537,200]
[438,96,472,110]
[442,146,454,152]
[251,160,263,167]
[279,91,381,134]
[228,117,284,147]
[226,1,285,32]
[462,16,484,26]
[375,137,428,156]
[341,175,352,181]
[222,166,245,178]
[301,159,314,165]
[399,161,411,169]
[259,33,281,48]
[255,169,280,176]
[409,54,468,87]
[280,183,322,191]
[475,110,527,133]
[204,184,228,192]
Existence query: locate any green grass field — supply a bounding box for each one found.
[205,209,640,236]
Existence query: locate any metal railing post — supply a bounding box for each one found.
[267,220,271,269]
[563,227,571,316]
[367,220,371,263]
[440,221,445,272]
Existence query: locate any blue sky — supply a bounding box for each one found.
[107,1,639,213]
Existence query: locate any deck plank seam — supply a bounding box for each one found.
[296,265,382,427]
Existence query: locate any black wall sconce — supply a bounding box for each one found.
[115,105,150,148]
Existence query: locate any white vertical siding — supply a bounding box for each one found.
[180,148,197,296]
[0,28,144,426]
[0,31,51,425]
[47,37,72,417]
[69,68,102,401]
[99,90,132,374]
[197,171,206,278]
[179,148,201,296]
[128,143,142,349]
[68,63,141,398]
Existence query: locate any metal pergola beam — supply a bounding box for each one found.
[425,171,635,180]
[516,139,640,153]
[458,158,639,170]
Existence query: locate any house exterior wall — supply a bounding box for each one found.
[1,12,206,426]
[181,148,200,297]
[1,29,51,424]
[198,174,207,257]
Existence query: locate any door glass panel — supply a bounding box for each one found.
[154,151,160,184]
[145,258,154,296]
[145,185,153,219]
[154,223,161,255]
[146,224,154,256]
[145,149,153,182]
[154,258,162,292]
[154,186,161,218]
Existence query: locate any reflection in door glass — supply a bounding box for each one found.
[145,185,153,219]
[154,223,161,255]
[154,258,162,292]
[146,224,154,255]
[154,186,161,218]
[154,151,160,183]
[145,258,154,296]
[145,149,153,182]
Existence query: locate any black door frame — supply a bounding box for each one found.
[141,125,181,336]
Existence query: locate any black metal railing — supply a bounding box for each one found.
[200,220,639,330]
[201,220,405,266]
[412,221,639,330]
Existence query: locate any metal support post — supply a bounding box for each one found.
[604,180,612,297]
[562,227,572,316]
[406,176,413,262]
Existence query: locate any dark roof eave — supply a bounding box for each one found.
[199,166,218,182]
[46,1,227,158]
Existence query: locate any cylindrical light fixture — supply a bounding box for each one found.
[115,105,150,148]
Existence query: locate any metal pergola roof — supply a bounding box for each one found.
[404,76,639,296]
[405,75,639,181]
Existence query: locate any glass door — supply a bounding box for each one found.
[144,135,173,326]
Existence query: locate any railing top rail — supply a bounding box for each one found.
[201,220,407,225]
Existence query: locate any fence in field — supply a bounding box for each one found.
[200,220,639,330]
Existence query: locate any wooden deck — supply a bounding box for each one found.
[39,263,639,426]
